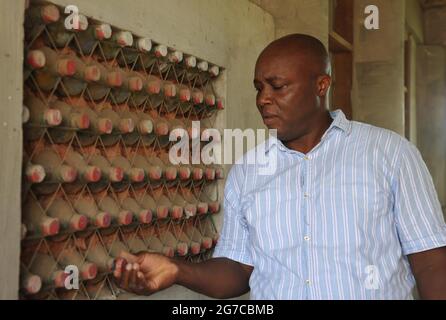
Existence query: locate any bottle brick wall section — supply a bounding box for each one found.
[20,1,224,300]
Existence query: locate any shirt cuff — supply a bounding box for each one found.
[401,227,446,255]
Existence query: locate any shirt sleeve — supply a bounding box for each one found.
[393,139,446,255]
[212,163,253,266]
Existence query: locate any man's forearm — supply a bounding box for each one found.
[174,257,252,299]
[416,266,446,299]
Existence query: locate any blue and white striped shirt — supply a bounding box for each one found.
[213,109,446,300]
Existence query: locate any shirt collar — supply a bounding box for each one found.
[264,109,352,154]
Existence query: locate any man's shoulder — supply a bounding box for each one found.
[350,120,409,148]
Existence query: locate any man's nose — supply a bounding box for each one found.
[257,87,273,108]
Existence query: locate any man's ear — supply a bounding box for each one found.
[316,75,331,96]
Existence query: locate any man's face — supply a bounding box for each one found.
[253,50,320,142]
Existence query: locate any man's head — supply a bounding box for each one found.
[254,33,332,142]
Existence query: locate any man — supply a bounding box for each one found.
[113,34,446,299]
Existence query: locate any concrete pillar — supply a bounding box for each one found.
[416,46,446,211]
[352,0,405,135]
[0,0,25,300]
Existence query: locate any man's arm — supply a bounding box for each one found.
[408,246,446,299]
[113,252,253,299]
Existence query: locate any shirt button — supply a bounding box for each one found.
[304,236,311,241]
[305,279,311,285]
[304,193,309,198]
[304,156,310,160]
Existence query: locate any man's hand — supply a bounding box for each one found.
[113,251,179,296]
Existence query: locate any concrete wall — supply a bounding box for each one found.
[416,46,446,211]
[0,0,274,300]
[250,0,329,46]
[0,0,25,300]
[406,0,424,43]
[352,0,406,135]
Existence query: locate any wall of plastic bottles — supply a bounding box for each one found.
[20,1,224,299]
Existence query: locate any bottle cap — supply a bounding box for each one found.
[44,109,62,126]
[138,119,153,134]
[84,166,101,182]
[95,24,112,40]
[165,167,177,180]
[41,217,60,236]
[192,90,204,104]
[168,51,183,63]
[171,206,183,220]
[136,38,152,52]
[119,118,135,133]
[176,242,188,256]
[26,164,46,183]
[184,204,197,218]
[70,214,88,231]
[41,5,60,24]
[154,45,168,57]
[84,65,101,82]
[197,202,209,215]
[115,31,133,47]
[57,58,76,76]
[155,121,169,136]
[60,165,77,183]
[190,241,201,255]
[156,206,169,219]
[22,274,42,294]
[26,50,46,69]
[95,212,111,228]
[185,56,196,68]
[129,168,145,182]
[179,87,191,102]
[119,210,133,225]
[98,118,113,134]
[209,65,220,77]
[107,71,123,87]
[197,61,208,72]
[128,76,143,92]
[138,209,152,224]
[109,167,124,182]
[80,262,97,280]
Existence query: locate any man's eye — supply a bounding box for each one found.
[272,84,286,90]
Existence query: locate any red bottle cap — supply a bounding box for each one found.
[190,242,201,255]
[165,167,177,181]
[80,262,97,280]
[119,210,133,225]
[129,168,145,182]
[148,166,162,180]
[109,167,124,182]
[84,65,101,82]
[197,202,209,215]
[171,206,183,220]
[40,4,60,24]
[27,50,46,69]
[119,118,135,133]
[95,212,111,228]
[26,164,46,183]
[179,166,191,180]
[42,217,60,236]
[98,118,113,134]
[84,166,101,182]
[138,209,152,224]
[156,206,169,219]
[22,274,42,294]
[192,167,203,181]
[176,242,188,256]
[70,214,88,231]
